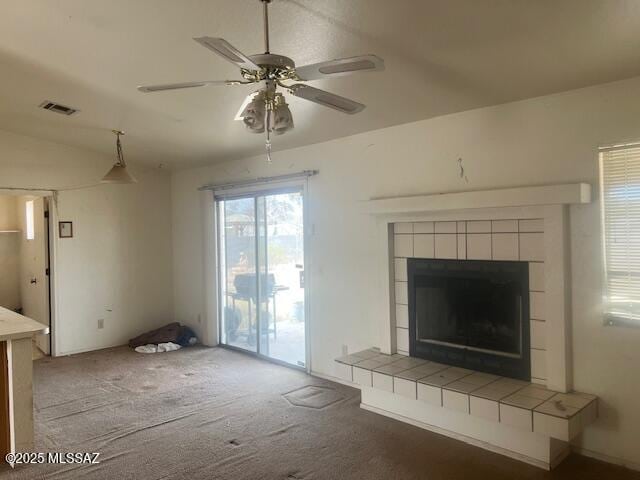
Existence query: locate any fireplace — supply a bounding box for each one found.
[408,258,530,380]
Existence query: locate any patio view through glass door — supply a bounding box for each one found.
[218,189,306,368]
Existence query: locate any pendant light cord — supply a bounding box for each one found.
[115,131,126,167]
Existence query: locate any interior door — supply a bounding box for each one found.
[20,197,50,355]
[218,188,306,368]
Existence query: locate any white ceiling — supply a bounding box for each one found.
[1,0,640,168]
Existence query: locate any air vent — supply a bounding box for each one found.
[39,101,79,116]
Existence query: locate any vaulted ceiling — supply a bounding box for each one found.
[1,0,640,167]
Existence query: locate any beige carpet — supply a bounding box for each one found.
[0,346,638,480]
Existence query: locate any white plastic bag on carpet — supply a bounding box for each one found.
[134,342,181,354]
[135,344,158,354]
[157,342,181,352]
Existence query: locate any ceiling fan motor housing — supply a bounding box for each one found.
[241,54,296,81]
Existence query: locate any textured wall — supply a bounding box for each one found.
[172,75,640,469]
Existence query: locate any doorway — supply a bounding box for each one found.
[0,194,52,357]
[217,188,306,368]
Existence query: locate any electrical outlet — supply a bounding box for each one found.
[97,319,104,329]
[341,344,348,356]
[197,313,202,324]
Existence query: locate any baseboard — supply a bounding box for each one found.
[572,446,640,472]
[54,342,128,357]
[360,402,553,470]
[310,370,361,389]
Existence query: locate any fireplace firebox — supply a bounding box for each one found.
[408,258,530,380]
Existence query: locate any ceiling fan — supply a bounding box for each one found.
[138,0,384,161]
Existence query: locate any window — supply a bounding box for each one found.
[600,144,640,325]
[25,200,34,240]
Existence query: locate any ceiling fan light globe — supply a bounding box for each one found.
[243,114,265,133]
[242,97,266,132]
[272,103,294,135]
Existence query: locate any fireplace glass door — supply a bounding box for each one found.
[415,276,523,357]
[217,189,306,369]
[408,258,530,380]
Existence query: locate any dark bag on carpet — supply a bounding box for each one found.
[128,322,181,348]
[176,326,198,347]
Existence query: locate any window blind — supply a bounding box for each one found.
[600,144,640,324]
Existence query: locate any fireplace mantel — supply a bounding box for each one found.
[363,183,591,215]
[365,183,592,394]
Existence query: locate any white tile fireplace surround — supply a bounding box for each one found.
[335,184,600,469]
[393,218,545,380]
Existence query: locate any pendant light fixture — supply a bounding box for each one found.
[101,130,137,184]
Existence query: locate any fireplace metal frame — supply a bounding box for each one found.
[407,258,531,381]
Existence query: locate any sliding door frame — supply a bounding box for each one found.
[213,180,311,372]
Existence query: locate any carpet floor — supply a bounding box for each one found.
[0,346,638,480]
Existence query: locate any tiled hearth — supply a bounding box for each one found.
[335,349,598,445]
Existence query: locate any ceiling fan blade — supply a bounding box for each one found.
[193,37,260,71]
[295,55,384,81]
[288,84,365,114]
[138,80,241,93]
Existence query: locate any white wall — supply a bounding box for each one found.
[0,195,17,230]
[0,128,174,355]
[171,75,640,469]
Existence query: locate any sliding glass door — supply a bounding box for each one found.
[218,196,258,353]
[217,189,306,368]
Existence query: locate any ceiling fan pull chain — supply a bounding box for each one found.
[265,139,272,164]
[265,106,272,163]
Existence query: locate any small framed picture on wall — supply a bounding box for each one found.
[59,221,73,238]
